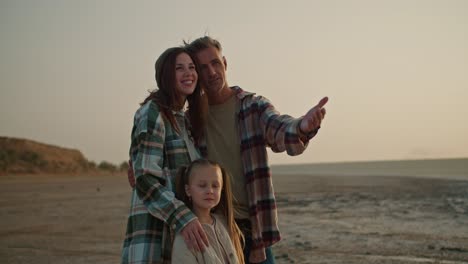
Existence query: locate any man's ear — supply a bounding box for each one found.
[223,56,227,70]
[185,184,190,197]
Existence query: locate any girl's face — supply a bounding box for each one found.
[174,52,197,100]
[185,165,223,214]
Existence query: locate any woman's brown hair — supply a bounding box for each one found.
[141,47,207,143]
[176,159,245,263]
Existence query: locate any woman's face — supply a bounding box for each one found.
[174,52,198,99]
[185,165,223,215]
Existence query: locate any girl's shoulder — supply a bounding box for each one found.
[171,233,203,263]
[172,232,186,250]
[212,213,229,229]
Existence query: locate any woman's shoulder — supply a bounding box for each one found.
[133,101,165,132]
[135,100,161,119]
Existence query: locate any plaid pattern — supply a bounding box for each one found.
[200,86,317,261]
[122,101,198,264]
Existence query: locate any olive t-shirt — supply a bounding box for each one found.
[206,96,249,219]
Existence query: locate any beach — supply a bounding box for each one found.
[273,174,468,263]
[1,169,467,263]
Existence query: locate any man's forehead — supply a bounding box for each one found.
[195,47,222,62]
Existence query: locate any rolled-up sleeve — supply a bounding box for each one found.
[257,96,311,155]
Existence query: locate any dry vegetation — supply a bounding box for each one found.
[0,137,127,175]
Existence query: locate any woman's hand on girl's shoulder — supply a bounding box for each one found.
[181,219,210,252]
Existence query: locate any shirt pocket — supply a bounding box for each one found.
[164,138,190,176]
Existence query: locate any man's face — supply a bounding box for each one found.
[195,46,227,95]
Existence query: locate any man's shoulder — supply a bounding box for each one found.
[232,86,272,110]
[231,86,254,98]
[232,86,270,102]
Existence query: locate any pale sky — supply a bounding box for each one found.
[1,0,467,165]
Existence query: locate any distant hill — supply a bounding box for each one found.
[0,137,124,175]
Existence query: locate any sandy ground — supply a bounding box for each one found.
[0,173,467,264]
[273,175,468,264]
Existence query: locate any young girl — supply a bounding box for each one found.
[172,159,245,264]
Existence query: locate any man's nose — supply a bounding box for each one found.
[207,65,216,76]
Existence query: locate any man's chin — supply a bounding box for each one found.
[206,86,222,93]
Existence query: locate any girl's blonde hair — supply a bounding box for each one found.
[176,159,245,263]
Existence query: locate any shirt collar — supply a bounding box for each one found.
[231,86,255,99]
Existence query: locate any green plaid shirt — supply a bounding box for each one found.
[199,86,318,261]
[122,101,199,264]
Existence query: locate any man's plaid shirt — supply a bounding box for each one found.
[199,86,318,262]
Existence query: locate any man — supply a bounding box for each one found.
[129,37,328,263]
[186,36,327,264]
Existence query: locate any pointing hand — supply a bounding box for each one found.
[299,96,328,135]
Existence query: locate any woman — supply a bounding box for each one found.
[121,47,209,264]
